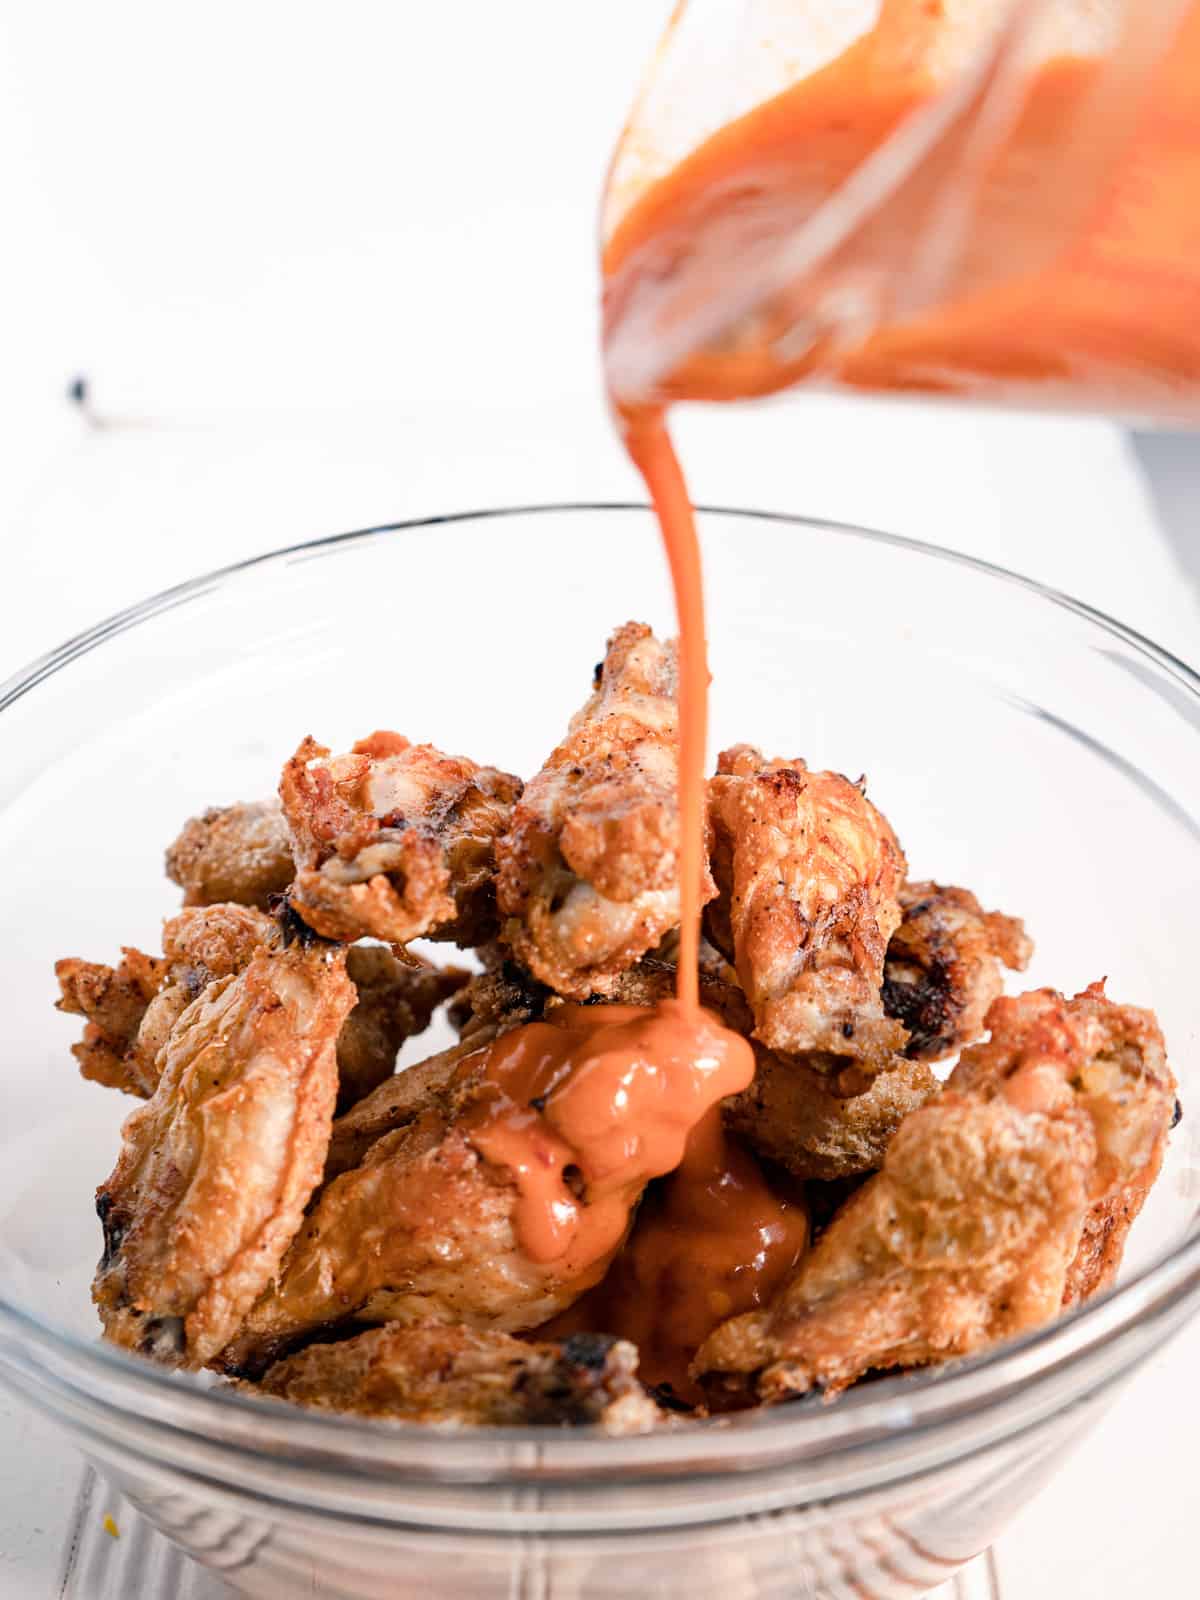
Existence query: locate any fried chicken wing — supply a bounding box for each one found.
[251,1322,662,1432]
[56,905,280,1096]
[883,881,1032,1061]
[336,946,468,1112]
[324,1032,498,1179]
[705,745,907,1068]
[165,800,295,911]
[279,733,521,947]
[497,623,712,998]
[696,982,1175,1400]
[948,982,1176,1306]
[724,1048,938,1181]
[221,1066,586,1376]
[58,907,461,1110]
[93,943,355,1369]
[446,943,553,1041]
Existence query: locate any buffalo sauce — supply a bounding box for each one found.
[546,1116,809,1405]
[603,0,1200,417]
[463,1002,754,1279]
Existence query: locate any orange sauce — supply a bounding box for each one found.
[548,1117,809,1404]
[464,1002,754,1277]
[604,0,1200,417]
[482,0,1200,1382]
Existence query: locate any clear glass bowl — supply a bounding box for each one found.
[0,505,1197,1600]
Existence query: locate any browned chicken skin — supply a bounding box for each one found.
[280,731,522,947]
[883,881,1033,1061]
[220,1054,602,1376]
[497,623,713,998]
[724,1048,939,1181]
[93,944,355,1369]
[165,800,295,911]
[695,983,1176,1401]
[251,1321,662,1431]
[57,909,463,1111]
[706,745,907,1068]
[56,905,280,1097]
[948,982,1176,1306]
[336,946,468,1113]
[324,1032,497,1180]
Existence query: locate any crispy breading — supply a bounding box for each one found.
[948,982,1176,1306]
[251,1321,662,1431]
[446,943,553,1041]
[220,1076,595,1376]
[58,909,462,1111]
[705,745,907,1068]
[56,905,280,1096]
[165,800,294,911]
[497,623,713,998]
[279,733,521,947]
[695,983,1175,1400]
[336,946,468,1112]
[883,881,1032,1061]
[724,1047,939,1181]
[93,944,355,1369]
[324,1032,497,1180]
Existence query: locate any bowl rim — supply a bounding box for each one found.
[3,499,1198,1481]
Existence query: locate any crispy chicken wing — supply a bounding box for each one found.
[165,800,295,911]
[93,944,355,1369]
[446,943,553,1041]
[251,1322,662,1431]
[223,995,749,1375]
[221,1059,590,1375]
[948,982,1176,1306]
[56,905,280,1096]
[705,745,907,1068]
[883,881,1032,1061]
[497,623,712,998]
[58,909,462,1110]
[696,983,1175,1400]
[279,732,521,947]
[323,1032,498,1179]
[336,946,467,1113]
[724,1048,938,1181]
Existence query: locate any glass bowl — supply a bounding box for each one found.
[0,504,1196,1600]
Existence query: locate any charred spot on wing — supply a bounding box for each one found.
[882,956,956,1058]
[96,1190,125,1269]
[1171,1097,1184,1129]
[560,1331,618,1371]
[270,890,332,949]
[592,661,604,687]
[646,1381,694,1414]
[762,767,806,798]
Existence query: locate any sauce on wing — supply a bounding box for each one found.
[472,0,1200,1379]
[549,1115,809,1404]
[464,1002,754,1273]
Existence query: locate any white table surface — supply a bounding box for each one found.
[0,399,1197,1599]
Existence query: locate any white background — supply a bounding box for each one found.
[1,3,1198,1596]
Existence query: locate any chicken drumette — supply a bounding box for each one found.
[883,880,1032,1061]
[695,983,1176,1401]
[251,1321,662,1432]
[705,745,906,1068]
[280,731,521,947]
[56,907,463,1111]
[93,943,356,1368]
[56,904,280,1097]
[497,622,710,998]
[165,799,295,911]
